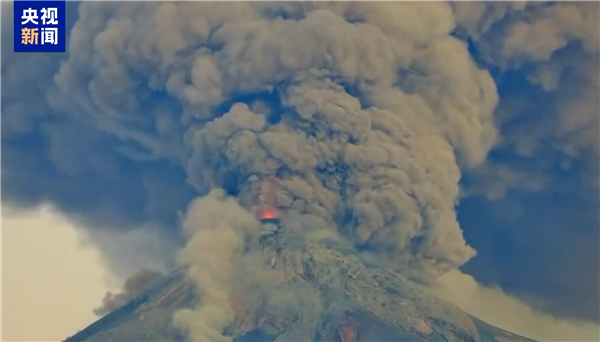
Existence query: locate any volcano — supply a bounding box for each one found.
[64,226,533,342]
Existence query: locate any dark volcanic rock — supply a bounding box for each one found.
[65,229,534,342]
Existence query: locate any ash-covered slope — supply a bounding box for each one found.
[65,228,533,342]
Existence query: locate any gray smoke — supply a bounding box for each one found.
[172,190,260,341]
[3,1,598,339]
[53,4,501,338]
[173,189,330,341]
[451,1,599,324]
[57,2,498,287]
[93,268,164,317]
[453,1,599,196]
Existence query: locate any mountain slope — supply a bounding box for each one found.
[65,229,534,342]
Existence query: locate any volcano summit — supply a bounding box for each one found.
[66,198,533,342]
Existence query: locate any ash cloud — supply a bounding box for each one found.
[172,190,259,341]
[173,190,326,341]
[1,1,598,339]
[453,1,599,195]
[451,1,600,323]
[1,1,196,280]
[93,268,164,317]
[57,2,497,284]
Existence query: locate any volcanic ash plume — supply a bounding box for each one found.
[185,67,491,282]
[173,190,260,341]
[94,268,163,317]
[58,1,499,281]
[56,1,502,339]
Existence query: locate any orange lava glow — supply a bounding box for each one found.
[260,208,278,219]
[338,326,356,342]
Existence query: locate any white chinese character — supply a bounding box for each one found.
[41,27,58,45]
[41,8,58,25]
[21,8,38,25]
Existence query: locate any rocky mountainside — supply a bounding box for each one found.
[65,228,534,342]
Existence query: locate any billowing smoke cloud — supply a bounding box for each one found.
[1,1,196,280]
[173,190,327,341]
[2,1,598,339]
[454,2,599,196]
[93,268,164,317]
[451,1,600,323]
[56,2,499,285]
[172,190,258,341]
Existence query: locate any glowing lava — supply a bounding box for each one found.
[260,208,278,220]
[257,176,280,223]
